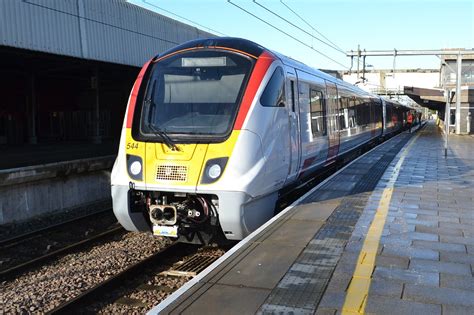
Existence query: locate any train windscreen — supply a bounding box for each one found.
[139,50,253,141]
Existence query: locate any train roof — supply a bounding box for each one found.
[156,37,266,60]
[156,37,373,98]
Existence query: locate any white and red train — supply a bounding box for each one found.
[111,38,411,243]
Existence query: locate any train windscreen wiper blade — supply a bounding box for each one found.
[148,123,180,152]
[144,86,180,152]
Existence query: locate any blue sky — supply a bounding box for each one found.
[129,0,473,71]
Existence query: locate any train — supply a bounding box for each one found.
[111,37,413,244]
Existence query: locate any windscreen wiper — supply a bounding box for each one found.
[148,123,180,152]
[144,81,180,151]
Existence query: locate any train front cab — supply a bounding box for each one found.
[111,42,288,243]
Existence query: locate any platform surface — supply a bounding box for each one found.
[151,122,474,315]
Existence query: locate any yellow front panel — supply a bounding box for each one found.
[124,129,241,187]
[145,141,208,187]
[205,131,240,159]
[199,130,240,184]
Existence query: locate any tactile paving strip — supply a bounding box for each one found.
[258,135,412,314]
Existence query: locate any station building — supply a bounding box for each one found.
[0,0,212,225]
[437,53,474,133]
[0,0,212,147]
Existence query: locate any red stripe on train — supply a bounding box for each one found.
[234,51,275,130]
[326,134,340,163]
[297,156,317,179]
[126,60,152,129]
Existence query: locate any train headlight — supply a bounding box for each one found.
[126,154,143,181]
[201,157,228,184]
[208,164,222,179]
[130,161,142,176]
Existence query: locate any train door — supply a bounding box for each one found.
[325,82,341,164]
[294,69,328,178]
[284,69,301,184]
[382,99,387,134]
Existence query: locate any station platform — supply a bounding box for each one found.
[0,140,117,225]
[0,140,117,170]
[0,150,115,225]
[151,122,474,315]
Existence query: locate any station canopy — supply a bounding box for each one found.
[403,86,445,111]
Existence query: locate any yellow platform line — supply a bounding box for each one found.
[341,133,420,314]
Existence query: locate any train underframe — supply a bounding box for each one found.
[128,189,226,244]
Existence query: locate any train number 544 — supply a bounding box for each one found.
[126,143,139,149]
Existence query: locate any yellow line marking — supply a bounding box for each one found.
[341,133,420,314]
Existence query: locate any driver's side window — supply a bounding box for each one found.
[260,67,285,107]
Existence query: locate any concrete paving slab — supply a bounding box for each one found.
[262,219,322,246]
[403,284,474,306]
[415,225,464,236]
[182,284,270,315]
[439,235,474,245]
[439,222,474,231]
[373,266,439,286]
[417,214,460,223]
[440,273,474,291]
[412,240,466,253]
[375,255,410,269]
[368,279,403,298]
[365,295,441,315]
[291,202,340,222]
[439,251,474,264]
[317,292,346,310]
[442,304,474,315]
[314,308,337,315]
[217,242,303,289]
[381,244,439,260]
[324,272,352,293]
[409,259,472,276]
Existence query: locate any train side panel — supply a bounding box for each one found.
[240,61,291,194]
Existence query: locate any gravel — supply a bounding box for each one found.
[94,246,226,314]
[96,275,192,314]
[1,211,118,272]
[2,231,171,313]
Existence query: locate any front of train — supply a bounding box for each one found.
[111,38,278,243]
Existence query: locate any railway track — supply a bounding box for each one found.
[0,209,124,279]
[48,242,226,314]
[0,208,113,247]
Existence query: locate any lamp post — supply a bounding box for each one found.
[443,89,450,158]
[455,53,462,134]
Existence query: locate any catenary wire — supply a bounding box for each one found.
[227,0,349,69]
[253,0,345,55]
[280,0,345,53]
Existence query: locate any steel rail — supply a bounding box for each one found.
[0,225,124,280]
[47,242,198,315]
[0,208,113,248]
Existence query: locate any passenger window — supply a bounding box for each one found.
[310,89,327,137]
[260,67,285,107]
